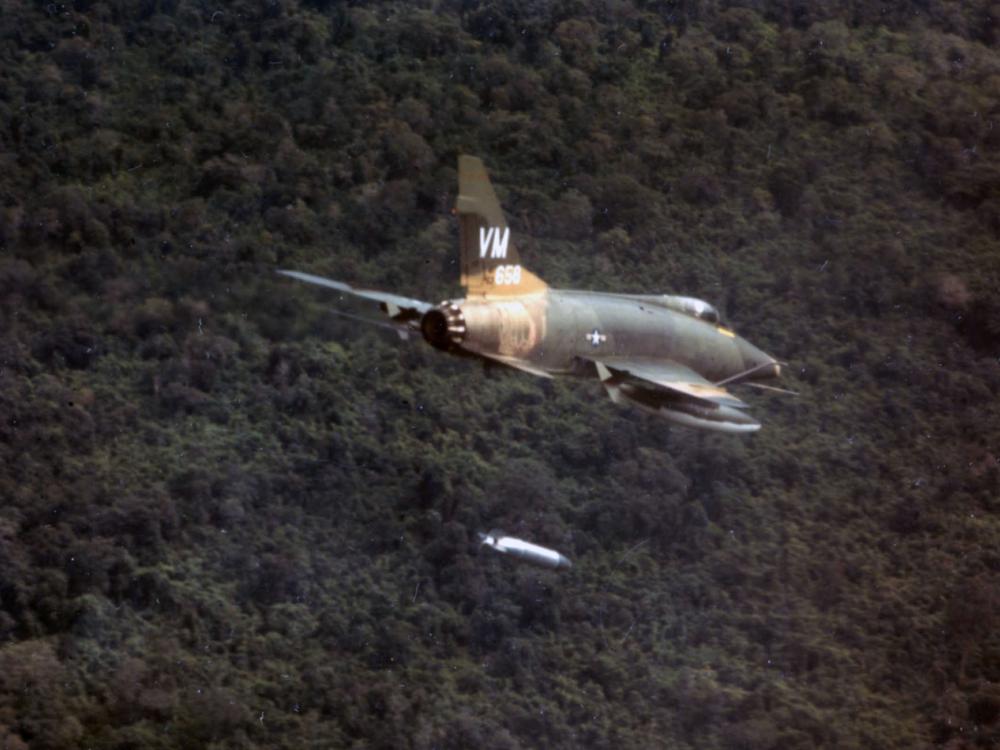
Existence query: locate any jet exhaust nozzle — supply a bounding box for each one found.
[421,302,465,351]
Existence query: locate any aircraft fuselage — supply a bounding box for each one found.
[424,290,776,384]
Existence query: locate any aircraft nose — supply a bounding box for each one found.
[736,337,781,380]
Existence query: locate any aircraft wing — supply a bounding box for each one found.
[277,270,433,319]
[585,356,749,409]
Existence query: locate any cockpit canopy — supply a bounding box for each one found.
[627,293,724,325]
[659,295,721,325]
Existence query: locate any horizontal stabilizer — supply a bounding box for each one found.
[327,308,415,340]
[277,269,433,318]
[595,361,624,404]
[479,351,554,378]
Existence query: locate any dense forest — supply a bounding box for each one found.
[1,0,999,747]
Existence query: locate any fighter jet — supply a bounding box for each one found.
[279,156,787,433]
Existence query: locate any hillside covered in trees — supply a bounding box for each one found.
[1,1,999,747]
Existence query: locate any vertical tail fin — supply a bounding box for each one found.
[456,155,547,297]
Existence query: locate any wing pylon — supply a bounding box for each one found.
[590,357,760,433]
[589,357,749,409]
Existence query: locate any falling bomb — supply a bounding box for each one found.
[479,530,572,570]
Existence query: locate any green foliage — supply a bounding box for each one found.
[1,1,999,748]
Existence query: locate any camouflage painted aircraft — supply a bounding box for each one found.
[279,156,788,433]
